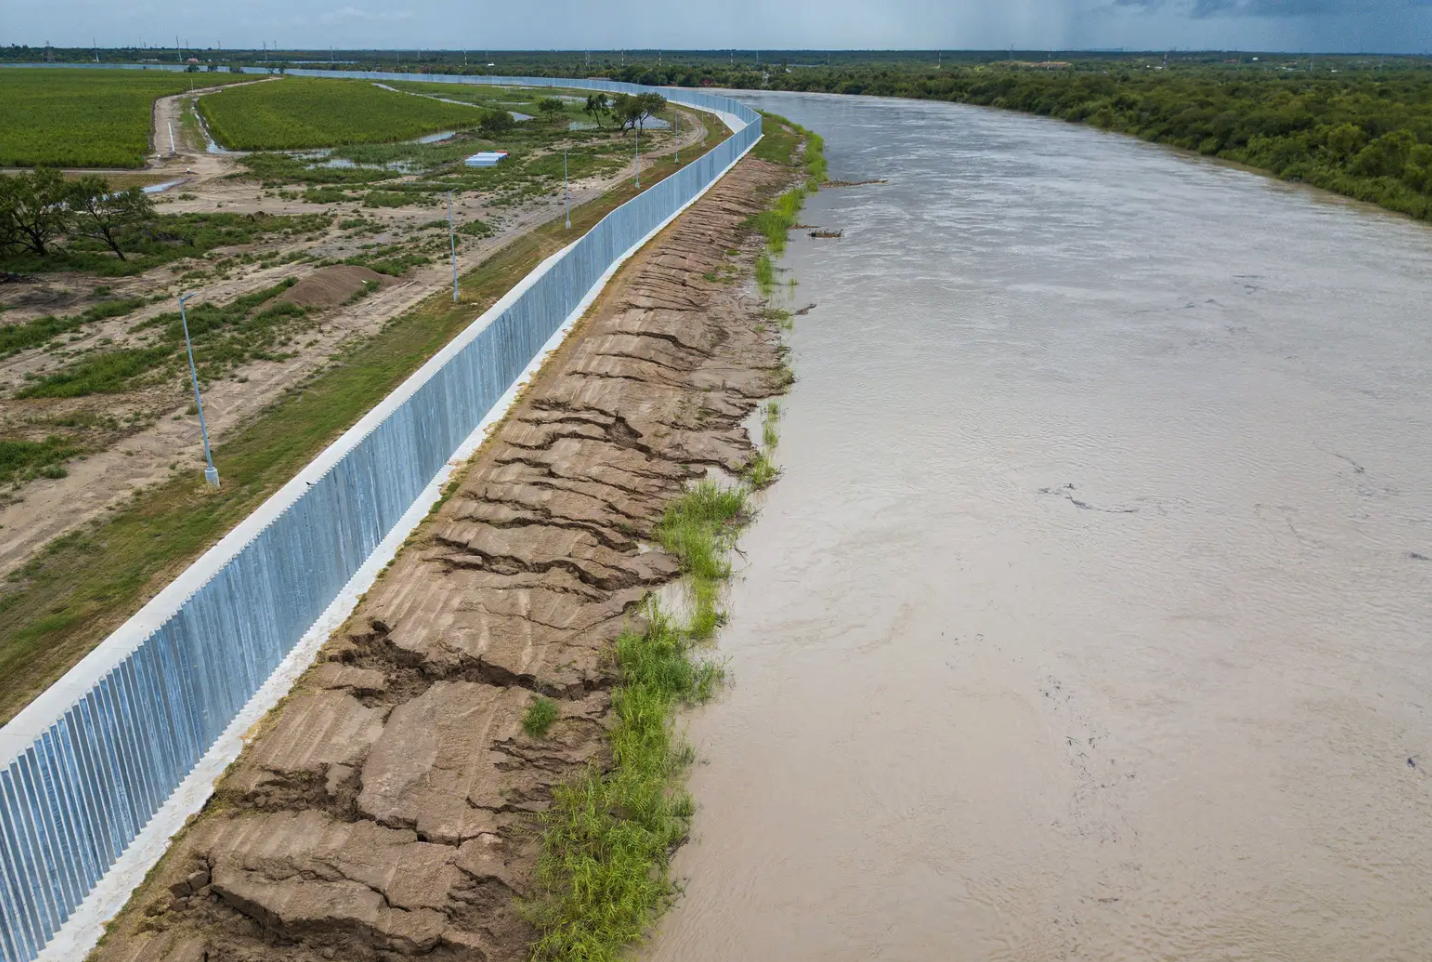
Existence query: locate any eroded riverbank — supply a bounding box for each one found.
[88,153,798,962]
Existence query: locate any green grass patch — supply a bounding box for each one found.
[0,69,249,168]
[0,436,82,485]
[362,190,412,208]
[527,601,724,960]
[0,297,148,357]
[523,697,561,738]
[457,219,494,239]
[198,77,484,151]
[18,279,298,399]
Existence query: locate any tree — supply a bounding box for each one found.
[1351,129,1417,178]
[537,97,565,124]
[610,92,667,132]
[478,108,514,135]
[68,177,156,261]
[583,93,611,129]
[1,168,71,257]
[0,187,20,258]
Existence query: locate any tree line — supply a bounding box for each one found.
[1,169,158,262]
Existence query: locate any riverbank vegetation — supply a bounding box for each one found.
[0,68,249,168]
[526,113,820,962]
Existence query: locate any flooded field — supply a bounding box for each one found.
[646,92,1432,961]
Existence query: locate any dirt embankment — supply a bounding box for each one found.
[91,155,791,962]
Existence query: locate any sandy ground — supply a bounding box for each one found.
[87,155,790,962]
[0,86,710,578]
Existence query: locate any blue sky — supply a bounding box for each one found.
[2,0,1430,54]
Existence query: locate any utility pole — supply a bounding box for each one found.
[177,293,220,488]
[446,192,458,302]
[674,108,679,164]
[634,124,640,189]
[563,148,571,229]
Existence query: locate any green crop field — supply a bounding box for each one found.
[387,80,591,117]
[198,77,487,150]
[0,68,248,168]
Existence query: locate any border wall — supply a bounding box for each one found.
[0,68,760,962]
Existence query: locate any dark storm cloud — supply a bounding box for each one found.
[1113,0,1427,15]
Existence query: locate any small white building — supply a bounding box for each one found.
[464,151,509,168]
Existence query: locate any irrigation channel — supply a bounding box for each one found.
[643,92,1432,961]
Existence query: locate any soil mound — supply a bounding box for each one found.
[277,265,395,310]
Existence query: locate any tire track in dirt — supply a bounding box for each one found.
[90,155,793,962]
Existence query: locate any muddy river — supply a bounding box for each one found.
[645,93,1432,961]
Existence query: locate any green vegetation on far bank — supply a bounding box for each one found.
[0,68,250,168]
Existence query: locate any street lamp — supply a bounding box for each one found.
[634,124,640,189]
[674,107,679,164]
[446,190,458,302]
[177,293,219,487]
[563,148,571,229]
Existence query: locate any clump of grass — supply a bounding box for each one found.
[761,400,781,449]
[527,604,723,961]
[523,696,560,738]
[754,252,775,295]
[760,306,793,331]
[655,480,746,584]
[745,449,779,488]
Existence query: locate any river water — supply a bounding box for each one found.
[645,93,1432,961]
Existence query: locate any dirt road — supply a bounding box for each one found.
[88,154,787,962]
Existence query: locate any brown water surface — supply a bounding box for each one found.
[645,93,1432,962]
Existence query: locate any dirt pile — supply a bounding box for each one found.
[92,155,791,962]
[275,265,397,310]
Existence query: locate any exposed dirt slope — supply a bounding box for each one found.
[92,155,789,962]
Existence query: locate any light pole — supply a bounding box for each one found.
[446,191,458,302]
[634,124,640,189]
[563,148,571,229]
[674,107,679,164]
[177,293,219,487]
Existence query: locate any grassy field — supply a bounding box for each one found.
[198,77,488,150]
[0,120,728,725]
[387,81,592,119]
[0,68,248,168]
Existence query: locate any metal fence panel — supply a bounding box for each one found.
[0,68,760,962]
